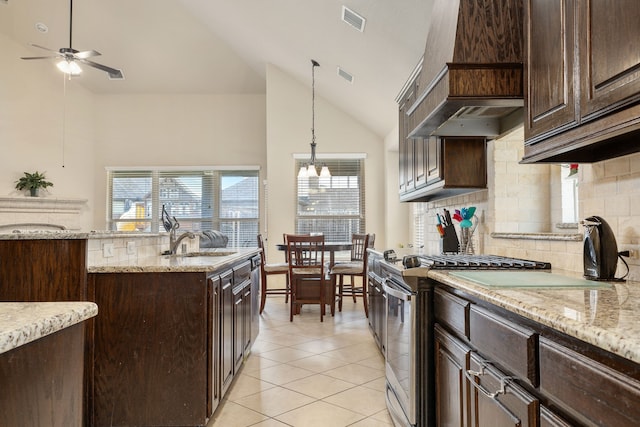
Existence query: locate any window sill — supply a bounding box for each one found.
[491,232,582,241]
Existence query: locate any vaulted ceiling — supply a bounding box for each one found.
[1,0,434,137]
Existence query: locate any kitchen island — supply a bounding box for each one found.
[87,248,261,427]
[0,301,98,427]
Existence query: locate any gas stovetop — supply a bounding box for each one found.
[417,254,551,270]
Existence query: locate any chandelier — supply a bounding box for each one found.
[298,59,331,178]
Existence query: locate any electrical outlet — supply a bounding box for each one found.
[103,243,114,258]
[126,241,136,255]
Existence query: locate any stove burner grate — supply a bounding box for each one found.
[418,255,551,270]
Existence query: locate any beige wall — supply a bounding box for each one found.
[265,64,387,259]
[92,94,266,226]
[1,34,96,230]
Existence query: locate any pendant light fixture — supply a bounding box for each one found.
[298,59,331,178]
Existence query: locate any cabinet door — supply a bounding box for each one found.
[207,275,221,417]
[220,270,234,396]
[434,325,470,427]
[468,353,539,427]
[426,136,441,184]
[399,102,409,194]
[232,284,244,373]
[524,0,577,140]
[540,406,573,427]
[242,281,252,354]
[414,137,427,188]
[579,0,640,119]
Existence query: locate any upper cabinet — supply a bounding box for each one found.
[397,0,523,201]
[523,0,640,162]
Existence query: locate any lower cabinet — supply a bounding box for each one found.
[88,256,260,427]
[367,271,386,354]
[433,285,640,427]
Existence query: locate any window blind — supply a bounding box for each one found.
[295,158,365,242]
[107,168,259,247]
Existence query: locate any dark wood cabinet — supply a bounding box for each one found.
[434,325,471,427]
[539,337,640,426]
[524,0,577,141]
[468,352,539,427]
[89,272,208,427]
[219,269,235,398]
[397,61,488,202]
[398,135,487,202]
[207,275,221,418]
[367,270,385,354]
[0,239,87,301]
[433,284,638,427]
[0,323,86,427]
[523,0,640,162]
[88,255,259,427]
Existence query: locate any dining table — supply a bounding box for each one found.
[275,241,352,269]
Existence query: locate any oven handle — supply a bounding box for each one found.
[382,279,412,301]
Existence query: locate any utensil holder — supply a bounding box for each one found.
[459,227,473,254]
[441,224,460,254]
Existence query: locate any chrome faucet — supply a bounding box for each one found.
[169,230,196,255]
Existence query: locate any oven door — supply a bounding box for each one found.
[383,278,416,427]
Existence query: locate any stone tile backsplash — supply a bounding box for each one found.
[420,126,640,282]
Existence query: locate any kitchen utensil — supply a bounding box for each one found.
[403,255,421,268]
[460,219,472,228]
[161,205,173,232]
[453,213,463,222]
[465,206,476,219]
[384,249,398,262]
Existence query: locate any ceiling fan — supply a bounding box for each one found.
[20,0,124,79]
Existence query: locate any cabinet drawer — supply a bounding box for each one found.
[539,337,640,426]
[469,305,538,386]
[233,260,251,284]
[468,352,539,427]
[434,288,470,339]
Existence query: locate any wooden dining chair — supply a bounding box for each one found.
[286,234,334,322]
[257,234,290,314]
[330,233,371,317]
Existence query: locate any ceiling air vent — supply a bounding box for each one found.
[337,67,354,84]
[342,6,366,32]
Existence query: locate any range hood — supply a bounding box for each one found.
[406,0,524,139]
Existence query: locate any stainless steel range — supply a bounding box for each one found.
[379,253,551,427]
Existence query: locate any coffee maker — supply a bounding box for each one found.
[582,216,620,280]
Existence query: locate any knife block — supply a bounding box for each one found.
[441,224,460,254]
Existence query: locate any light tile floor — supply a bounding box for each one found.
[208,296,392,426]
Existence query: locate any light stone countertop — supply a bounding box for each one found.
[0,230,159,240]
[0,302,98,354]
[87,247,261,273]
[427,268,640,364]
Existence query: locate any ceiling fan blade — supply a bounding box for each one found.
[30,43,61,53]
[78,59,124,79]
[20,56,59,60]
[74,49,101,59]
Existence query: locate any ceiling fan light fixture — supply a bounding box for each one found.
[56,59,82,75]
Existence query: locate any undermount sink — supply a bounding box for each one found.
[181,251,236,257]
[449,271,612,289]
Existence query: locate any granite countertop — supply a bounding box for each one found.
[427,268,640,364]
[0,230,160,240]
[0,302,98,354]
[87,247,261,273]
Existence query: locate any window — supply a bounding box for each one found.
[295,158,365,241]
[107,167,259,247]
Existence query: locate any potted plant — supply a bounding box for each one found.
[15,171,54,197]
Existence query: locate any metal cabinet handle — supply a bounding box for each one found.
[465,369,521,424]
